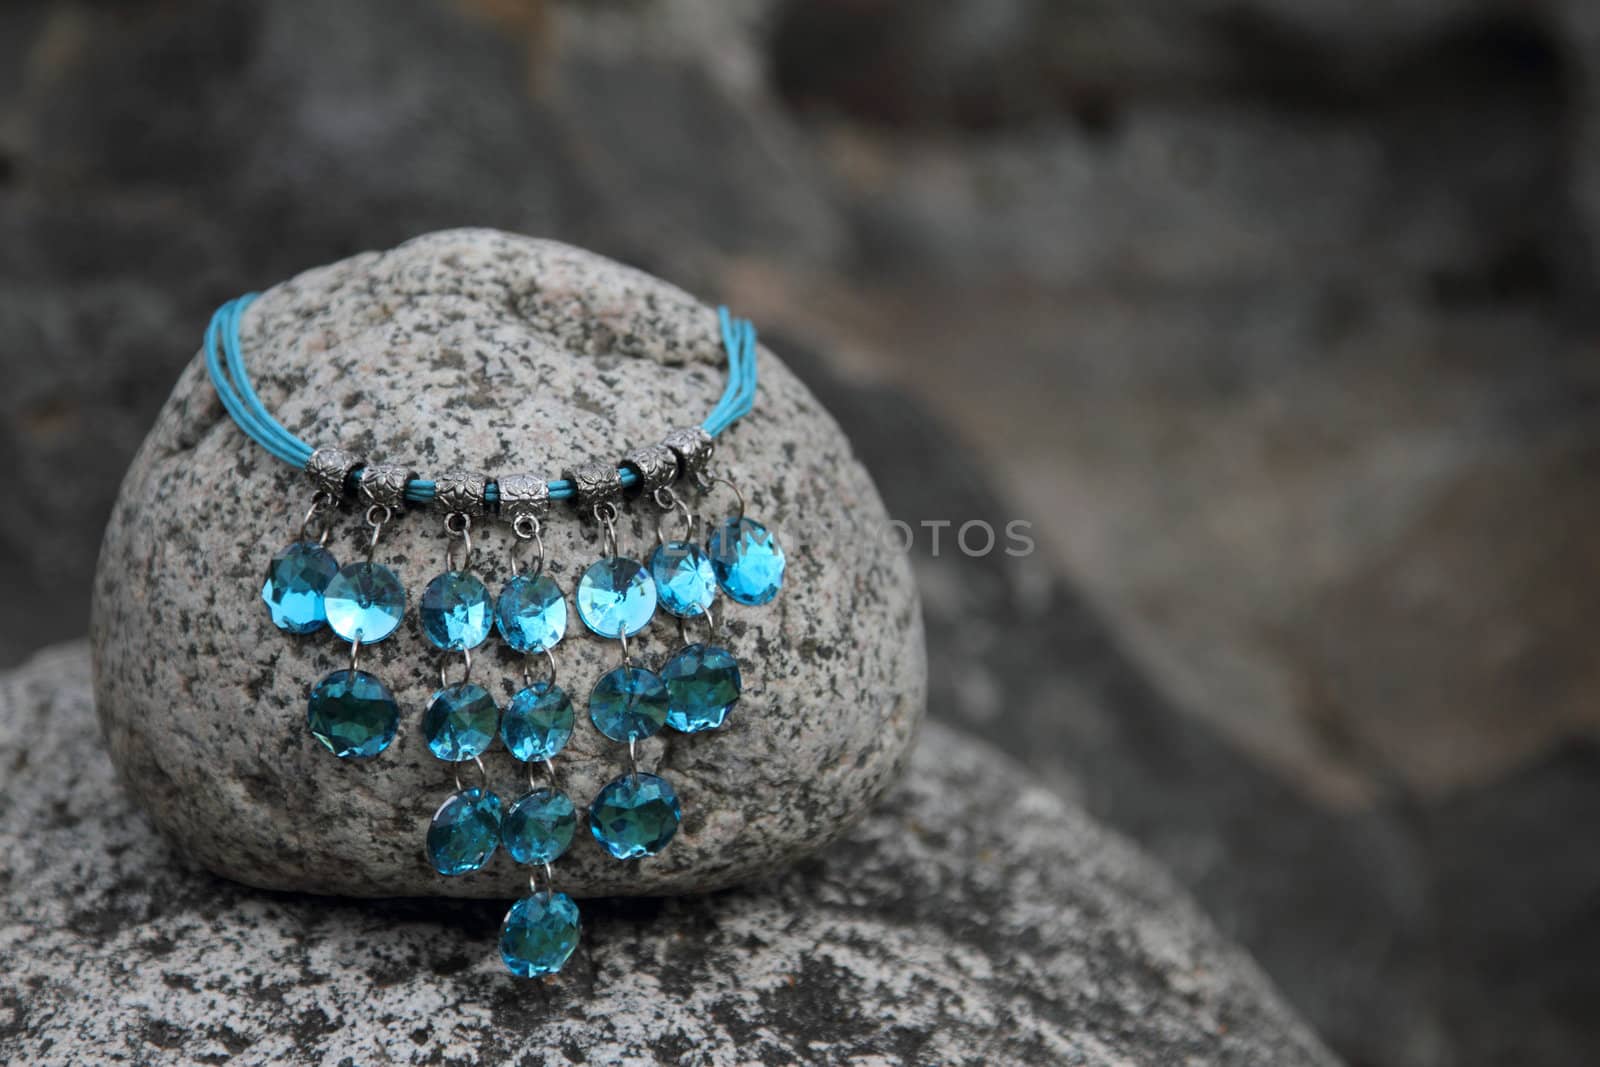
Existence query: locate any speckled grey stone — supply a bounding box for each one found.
[89,229,925,899]
[2,642,1336,1067]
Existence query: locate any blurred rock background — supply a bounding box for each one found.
[2,1,1598,1064]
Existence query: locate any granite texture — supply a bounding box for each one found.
[1,642,1336,1067]
[89,228,925,899]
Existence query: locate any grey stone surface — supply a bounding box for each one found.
[1,641,1336,1067]
[90,228,925,899]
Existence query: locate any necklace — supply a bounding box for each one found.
[204,291,786,978]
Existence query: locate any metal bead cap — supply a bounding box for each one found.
[662,427,714,481]
[434,469,490,515]
[306,447,364,501]
[564,462,623,511]
[358,464,415,510]
[497,472,550,520]
[621,445,679,496]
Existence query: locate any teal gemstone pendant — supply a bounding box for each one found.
[648,541,717,618]
[588,666,669,742]
[262,541,339,633]
[496,573,567,654]
[502,788,578,865]
[576,556,657,638]
[501,681,575,762]
[706,517,784,606]
[307,668,400,758]
[589,772,681,859]
[500,892,581,978]
[662,643,742,732]
[324,561,407,643]
[426,787,503,876]
[420,570,494,651]
[422,682,500,761]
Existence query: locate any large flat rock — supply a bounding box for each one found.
[0,642,1334,1066]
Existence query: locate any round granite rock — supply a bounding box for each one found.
[89,229,926,898]
[4,643,1335,1066]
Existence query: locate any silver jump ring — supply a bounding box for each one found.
[453,753,488,793]
[593,502,619,558]
[365,503,392,558]
[439,648,473,689]
[674,601,717,646]
[628,737,640,779]
[616,626,631,666]
[522,647,558,690]
[709,473,746,521]
[299,491,333,545]
[348,635,362,674]
[510,514,546,578]
[444,513,473,571]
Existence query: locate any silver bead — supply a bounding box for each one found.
[563,461,623,511]
[358,464,415,510]
[496,472,550,520]
[621,444,679,496]
[661,427,714,481]
[305,447,364,501]
[434,469,490,515]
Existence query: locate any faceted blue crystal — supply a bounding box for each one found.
[420,570,494,651]
[648,541,717,618]
[500,681,575,762]
[662,643,742,733]
[502,788,578,865]
[499,892,581,978]
[588,772,681,859]
[575,556,657,638]
[262,541,338,633]
[495,573,567,654]
[426,787,503,876]
[707,517,784,606]
[324,561,406,644]
[422,682,500,761]
[306,669,400,759]
[588,666,668,742]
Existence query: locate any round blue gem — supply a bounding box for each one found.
[662,643,742,733]
[262,541,338,633]
[502,788,578,865]
[420,570,494,651]
[648,541,717,618]
[495,573,567,653]
[422,682,499,761]
[707,517,784,606]
[324,561,406,644]
[588,772,681,860]
[588,666,668,742]
[307,669,399,759]
[426,787,503,876]
[499,892,581,978]
[575,556,657,638]
[501,681,575,762]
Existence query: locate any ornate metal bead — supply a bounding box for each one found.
[563,461,623,511]
[434,469,490,516]
[305,447,364,501]
[621,445,679,496]
[661,427,714,481]
[358,464,415,510]
[496,472,550,521]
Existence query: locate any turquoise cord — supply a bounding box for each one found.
[203,293,760,504]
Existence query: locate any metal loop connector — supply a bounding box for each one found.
[509,513,545,578]
[453,754,489,793]
[439,648,474,689]
[298,491,333,546]
[364,503,393,560]
[522,647,558,690]
[444,511,473,571]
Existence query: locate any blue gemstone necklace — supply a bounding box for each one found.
[205,294,785,979]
